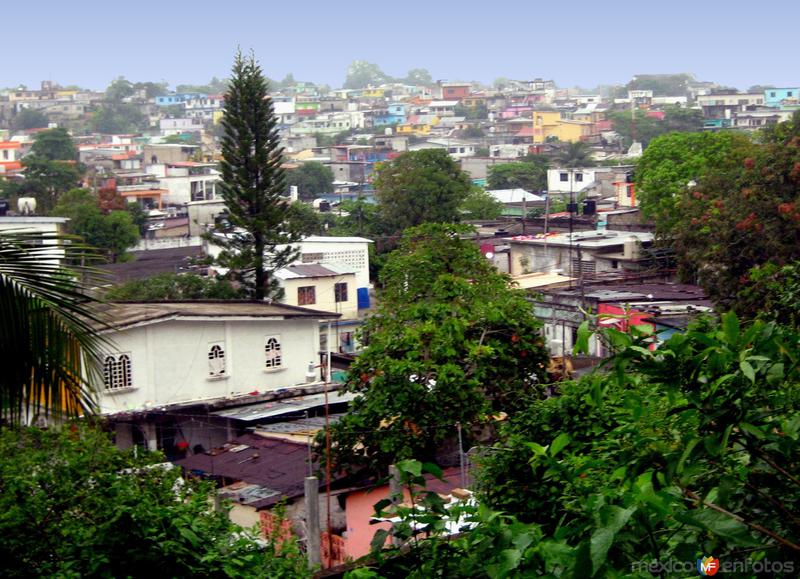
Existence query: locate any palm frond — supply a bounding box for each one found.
[0,230,110,425]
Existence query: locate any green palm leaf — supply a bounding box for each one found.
[0,230,109,425]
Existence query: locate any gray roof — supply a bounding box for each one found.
[95,300,340,331]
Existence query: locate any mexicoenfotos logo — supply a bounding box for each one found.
[697,556,720,576]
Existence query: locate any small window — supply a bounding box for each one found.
[789,91,794,97]
[298,286,316,305]
[575,173,583,182]
[334,282,348,303]
[770,91,776,97]
[208,342,226,377]
[104,353,132,390]
[265,335,282,368]
[560,172,568,182]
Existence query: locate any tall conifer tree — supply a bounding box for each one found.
[214,51,299,300]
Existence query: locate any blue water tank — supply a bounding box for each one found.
[357,287,370,309]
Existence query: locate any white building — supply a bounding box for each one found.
[275,263,361,354]
[547,167,607,194]
[289,236,372,291]
[97,301,339,450]
[508,230,654,277]
[146,161,221,204]
[159,118,205,136]
[184,94,224,121]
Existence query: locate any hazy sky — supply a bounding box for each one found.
[5,0,798,91]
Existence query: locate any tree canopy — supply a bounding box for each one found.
[105,272,244,301]
[52,189,139,263]
[12,108,48,130]
[344,60,392,89]
[461,187,504,219]
[359,313,800,576]
[669,113,800,312]
[30,127,77,161]
[608,106,705,148]
[8,156,83,213]
[373,149,473,233]
[0,424,307,578]
[90,103,148,134]
[636,131,754,231]
[285,161,334,200]
[487,157,549,192]
[328,224,548,473]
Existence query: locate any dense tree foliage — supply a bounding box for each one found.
[90,103,149,134]
[176,76,229,95]
[555,141,595,167]
[672,116,800,311]
[0,425,307,578]
[12,107,48,130]
[105,272,244,301]
[608,106,705,148]
[635,131,754,231]
[30,127,77,161]
[356,314,800,576]
[373,149,473,233]
[344,60,393,89]
[212,52,301,301]
[328,224,548,473]
[285,161,334,200]
[461,187,504,219]
[487,157,548,192]
[3,156,83,213]
[52,189,139,263]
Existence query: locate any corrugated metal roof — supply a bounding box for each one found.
[211,391,356,421]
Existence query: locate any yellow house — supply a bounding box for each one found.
[362,88,387,98]
[549,120,593,143]
[397,115,440,136]
[531,111,591,143]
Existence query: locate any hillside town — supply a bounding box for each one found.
[2,28,800,579]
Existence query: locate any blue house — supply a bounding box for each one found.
[764,88,800,108]
[373,103,406,126]
[155,93,207,107]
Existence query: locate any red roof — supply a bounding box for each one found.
[0,141,21,149]
[515,126,535,137]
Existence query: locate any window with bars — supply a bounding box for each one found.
[208,342,226,377]
[298,286,316,305]
[103,353,132,390]
[334,282,348,303]
[265,335,282,369]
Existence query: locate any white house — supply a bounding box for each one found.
[97,301,339,451]
[275,263,361,353]
[547,167,610,194]
[159,118,205,136]
[146,161,221,204]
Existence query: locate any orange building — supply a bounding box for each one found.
[0,141,22,177]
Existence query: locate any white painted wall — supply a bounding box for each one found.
[98,318,321,414]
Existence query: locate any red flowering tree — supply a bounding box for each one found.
[671,113,800,313]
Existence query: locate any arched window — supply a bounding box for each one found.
[208,343,226,377]
[265,336,282,368]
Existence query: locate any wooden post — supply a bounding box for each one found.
[388,464,402,546]
[305,476,321,569]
